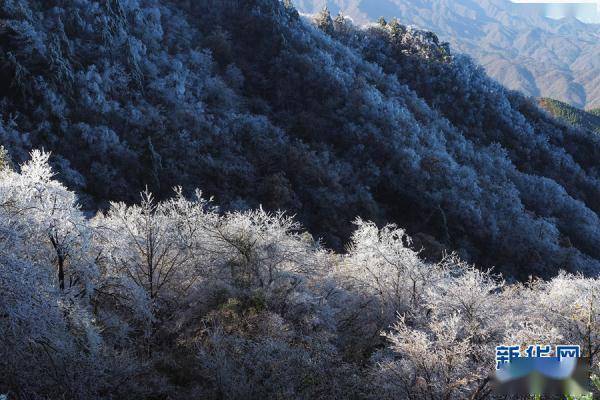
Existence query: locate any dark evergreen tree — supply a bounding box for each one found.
[316,6,334,35]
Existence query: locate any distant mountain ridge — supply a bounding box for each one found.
[295,0,600,109]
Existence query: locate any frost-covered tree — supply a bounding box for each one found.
[374,314,490,400]
[90,188,215,348]
[315,6,334,35]
[95,191,192,301]
[0,151,132,398]
[528,273,600,366]
[344,219,436,321]
[0,150,93,291]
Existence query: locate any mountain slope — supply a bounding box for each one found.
[1,0,600,278]
[295,0,600,109]
[539,98,600,134]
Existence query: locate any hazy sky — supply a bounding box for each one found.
[512,0,600,23]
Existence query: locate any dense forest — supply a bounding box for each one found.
[2,0,600,278]
[539,98,600,135]
[1,0,600,398]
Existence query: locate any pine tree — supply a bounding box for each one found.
[283,0,299,20]
[388,18,406,42]
[140,137,162,195]
[333,12,347,34]
[316,6,334,35]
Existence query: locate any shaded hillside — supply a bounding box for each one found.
[1,0,600,278]
[539,98,600,134]
[296,0,600,109]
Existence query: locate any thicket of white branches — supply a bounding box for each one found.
[1,152,598,399]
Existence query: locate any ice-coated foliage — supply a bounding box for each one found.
[1,0,600,397]
[1,0,600,278]
[0,152,137,398]
[0,152,599,398]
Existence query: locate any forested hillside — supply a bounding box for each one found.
[2,1,600,398]
[296,0,600,109]
[539,98,600,134]
[2,0,600,278]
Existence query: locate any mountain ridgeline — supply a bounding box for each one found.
[296,0,600,109]
[1,0,600,278]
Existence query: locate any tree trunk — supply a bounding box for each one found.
[50,235,65,290]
